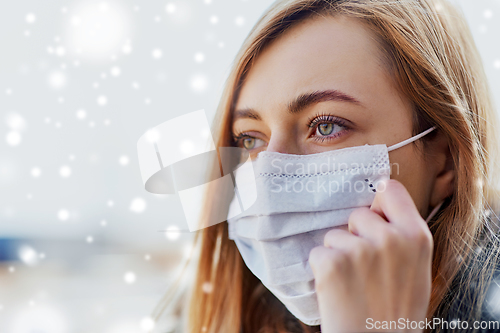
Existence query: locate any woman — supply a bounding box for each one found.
[159,0,500,332]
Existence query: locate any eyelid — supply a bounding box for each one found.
[307,114,351,129]
[307,114,352,143]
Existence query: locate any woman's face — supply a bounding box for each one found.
[232,15,451,218]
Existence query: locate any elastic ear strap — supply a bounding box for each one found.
[425,200,444,223]
[387,126,436,152]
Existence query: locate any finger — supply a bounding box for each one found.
[369,179,423,228]
[323,228,363,250]
[348,206,391,240]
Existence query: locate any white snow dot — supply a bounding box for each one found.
[204,0,212,4]
[99,2,109,12]
[86,235,94,243]
[71,16,82,26]
[27,193,33,199]
[48,71,67,89]
[122,43,132,54]
[165,225,180,241]
[145,98,151,105]
[97,95,108,106]
[484,9,493,19]
[39,252,46,259]
[69,154,76,161]
[5,88,13,95]
[19,246,38,266]
[179,140,195,155]
[24,30,31,37]
[6,113,26,130]
[57,97,64,104]
[235,16,245,26]
[190,74,208,92]
[89,121,95,128]
[144,254,151,261]
[110,66,121,77]
[165,3,176,13]
[76,109,87,120]
[152,48,163,59]
[6,131,22,146]
[26,13,36,24]
[201,128,210,139]
[59,165,72,178]
[55,46,66,57]
[202,282,213,293]
[58,209,69,221]
[8,266,15,273]
[124,271,136,284]
[101,219,107,226]
[107,200,114,207]
[145,129,160,143]
[494,59,500,69]
[31,167,41,178]
[130,197,147,213]
[132,81,140,89]
[104,119,111,126]
[119,155,129,166]
[209,16,218,24]
[194,52,205,63]
[141,317,155,331]
[218,41,225,48]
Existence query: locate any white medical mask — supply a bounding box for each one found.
[227,127,437,326]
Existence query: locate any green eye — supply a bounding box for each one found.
[243,137,255,149]
[318,123,334,136]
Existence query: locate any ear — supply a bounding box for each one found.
[428,131,454,207]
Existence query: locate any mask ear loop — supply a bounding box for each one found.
[387,127,436,152]
[425,200,444,223]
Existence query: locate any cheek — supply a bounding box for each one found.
[388,148,432,217]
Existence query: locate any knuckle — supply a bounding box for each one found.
[309,247,347,282]
[352,240,373,262]
[411,229,434,253]
[376,227,400,249]
[323,229,342,247]
[348,207,370,222]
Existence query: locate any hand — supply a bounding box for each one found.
[309,179,433,332]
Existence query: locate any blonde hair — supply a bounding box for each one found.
[158,0,500,332]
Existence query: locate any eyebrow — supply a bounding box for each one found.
[233,89,361,121]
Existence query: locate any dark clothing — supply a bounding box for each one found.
[433,236,500,333]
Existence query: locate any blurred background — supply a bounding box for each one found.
[0,0,499,332]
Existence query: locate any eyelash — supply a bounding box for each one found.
[232,114,350,147]
[307,113,349,142]
[233,132,251,143]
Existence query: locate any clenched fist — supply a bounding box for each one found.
[309,179,433,332]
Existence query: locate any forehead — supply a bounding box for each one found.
[235,15,391,110]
